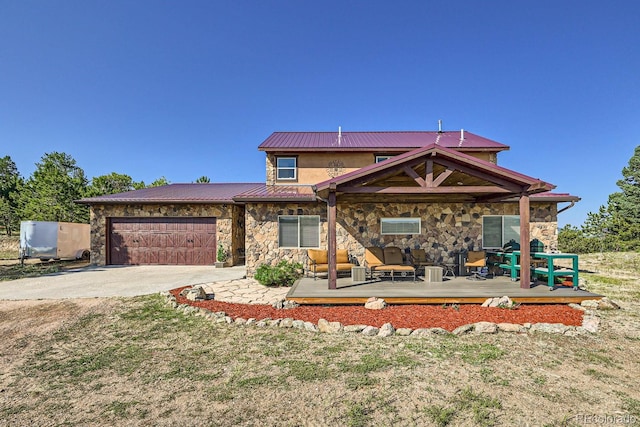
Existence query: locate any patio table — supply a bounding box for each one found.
[497,251,579,290]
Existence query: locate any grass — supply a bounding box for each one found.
[405,338,505,366]
[620,394,640,418]
[573,348,619,368]
[0,262,67,281]
[424,405,457,427]
[424,387,502,427]
[479,367,511,386]
[575,252,640,301]
[275,359,333,381]
[338,353,393,374]
[346,402,371,427]
[0,235,18,259]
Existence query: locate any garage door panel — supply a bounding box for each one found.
[109,217,216,265]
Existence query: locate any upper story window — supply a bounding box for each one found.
[276,157,297,180]
[375,155,394,163]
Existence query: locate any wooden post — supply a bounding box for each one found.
[328,188,337,290]
[519,194,531,289]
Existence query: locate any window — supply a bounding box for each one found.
[380,218,421,235]
[375,155,393,163]
[482,215,520,249]
[278,216,320,248]
[276,157,297,180]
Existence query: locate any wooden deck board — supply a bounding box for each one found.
[286,275,602,304]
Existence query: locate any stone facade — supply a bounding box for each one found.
[89,199,557,275]
[530,202,559,251]
[89,203,244,266]
[244,201,557,276]
[244,202,324,275]
[266,154,276,186]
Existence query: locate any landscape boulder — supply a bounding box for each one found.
[318,318,343,333]
[378,323,395,337]
[364,297,387,310]
[474,322,498,334]
[180,286,207,301]
[361,326,379,336]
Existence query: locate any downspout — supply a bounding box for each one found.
[557,201,576,215]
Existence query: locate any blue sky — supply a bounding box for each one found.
[2,1,639,227]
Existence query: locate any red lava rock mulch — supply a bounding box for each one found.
[170,287,583,332]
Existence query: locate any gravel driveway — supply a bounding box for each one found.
[0,265,247,300]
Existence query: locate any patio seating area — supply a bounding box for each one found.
[365,246,416,281]
[286,273,602,305]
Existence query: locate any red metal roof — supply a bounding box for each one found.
[234,185,316,202]
[78,183,264,204]
[258,131,509,152]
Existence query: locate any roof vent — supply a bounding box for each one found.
[338,126,342,146]
[458,128,465,147]
[438,119,443,133]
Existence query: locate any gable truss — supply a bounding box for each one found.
[335,157,529,198]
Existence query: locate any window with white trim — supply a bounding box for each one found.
[276,157,297,180]
[482,215,520,249]
[278,215,320,248]
[380,218,421,235]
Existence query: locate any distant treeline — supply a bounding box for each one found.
[0,152,210,235]
[558,145,640,253]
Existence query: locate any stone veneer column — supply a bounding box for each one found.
[265,154,276,186]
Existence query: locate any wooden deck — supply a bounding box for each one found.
[286,275,602,305]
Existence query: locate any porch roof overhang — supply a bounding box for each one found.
[313,144,555,202]
[233,184,317,203]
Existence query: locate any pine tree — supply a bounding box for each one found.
[606,145,640,250]
[87,172,141,197]
[16,152,89,223]
[0,156,22,235]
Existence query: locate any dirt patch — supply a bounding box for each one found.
[0,299,120,392]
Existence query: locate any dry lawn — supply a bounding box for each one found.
[0,253,639,426]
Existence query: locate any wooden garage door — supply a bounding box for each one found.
[109,217,216,265]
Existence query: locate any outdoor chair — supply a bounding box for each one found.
[306,249,356,280]
[465,250,487,280]
[364,247,385,278]
[409,248,435,273]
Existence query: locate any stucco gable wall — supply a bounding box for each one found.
[89,203,243,265]
[265,151,498,186]
[244,201,557,276]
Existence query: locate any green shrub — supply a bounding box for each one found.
[254,260,303,287]
[216,243,227,263]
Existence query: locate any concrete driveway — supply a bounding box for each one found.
[0,265,247,300]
